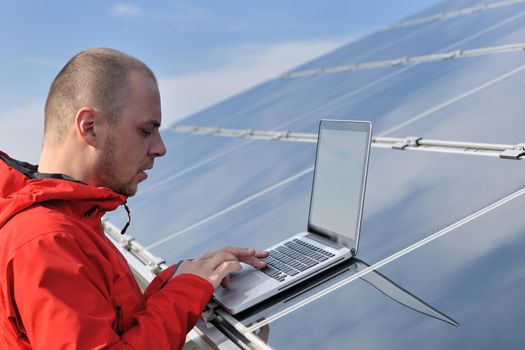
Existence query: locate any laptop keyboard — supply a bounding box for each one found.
[261,239,336,282]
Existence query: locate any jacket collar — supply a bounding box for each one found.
[0,151,127,228]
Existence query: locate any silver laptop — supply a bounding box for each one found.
[214,119,372,314]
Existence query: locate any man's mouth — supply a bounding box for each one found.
[138,165,153,180]
[137,170,148,182]
[138,162,154,181]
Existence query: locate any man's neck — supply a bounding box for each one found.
[38,143,90,183]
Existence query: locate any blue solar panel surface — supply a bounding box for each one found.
[106,0,525,347]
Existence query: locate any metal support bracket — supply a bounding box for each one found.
[239,129,254,138]
[202,302,219,322]
[206,127,222,135]
[392,136,422,150]
[119,234,135,250]
[144,255,166,275]
[272,131,290,140]
[500,143,525,160]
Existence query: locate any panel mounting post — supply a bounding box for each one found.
[500,143,525,160]
[392,136,422,150]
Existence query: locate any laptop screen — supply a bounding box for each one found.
[308,120,371,251]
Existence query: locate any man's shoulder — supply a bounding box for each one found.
[0,203,99,256]
[5,202,81,231]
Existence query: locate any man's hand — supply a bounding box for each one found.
[174,247,269,289]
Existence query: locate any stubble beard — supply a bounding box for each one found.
[96,135,138,197]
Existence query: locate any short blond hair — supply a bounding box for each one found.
[44,48,157,143]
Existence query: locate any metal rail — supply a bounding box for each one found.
[103,219,167,281]
[386,0,525,29]
[278,43,525,79]
[103,219,272,349]
[169,124,525,160]
[103,122,524,348]
[241,186,525,332]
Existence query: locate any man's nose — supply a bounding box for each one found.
[150,131,167,157]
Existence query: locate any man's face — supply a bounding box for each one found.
[94,71,166,196]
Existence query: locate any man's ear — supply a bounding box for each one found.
[75,107,99,147]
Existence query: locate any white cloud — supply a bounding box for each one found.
[158,39,348,127]
[0,101,44,163]
[18,56,62,68]
[0,39,349,161]
[109,3,245,33]
[110,3,142,18]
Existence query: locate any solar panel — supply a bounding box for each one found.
[103,0,525,347]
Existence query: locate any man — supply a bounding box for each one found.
[0,48,267,349]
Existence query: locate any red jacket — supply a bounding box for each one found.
[0,152,214,349]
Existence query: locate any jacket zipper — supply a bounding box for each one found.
[116,306,123,336]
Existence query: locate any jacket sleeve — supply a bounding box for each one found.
[143,264,178,299]
[8,232,214,350]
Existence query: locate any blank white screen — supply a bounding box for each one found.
[309,124,369,240]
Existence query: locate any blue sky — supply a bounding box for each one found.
[0,0,440,162]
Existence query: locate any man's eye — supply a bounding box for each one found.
[141,129,152,136]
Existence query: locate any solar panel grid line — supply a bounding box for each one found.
[173,3,525,136]
[289,0,517,77]
[104,156,525,332]
[279,43,525,79]
[261,63,411,131]
[284,7,525,80]
[90,1,525,346]
[432,8,525,50]
[160,64,406,193]
[378,61,525,136]
[161,8,525,191]
[287,10,446,78]
[145,167,314,250]
[152,60,525,259]
[157,68,418,209]
[134,20,521,280]
[105,135,521,340]
[139,142,250,196]
[332,17,435,70]
[159,60,482,190]
[242,186,525,333]
[386,0,525,29]
[131,143,523,286]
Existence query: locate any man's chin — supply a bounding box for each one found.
[113,182,139,197]
[112,173,148,197]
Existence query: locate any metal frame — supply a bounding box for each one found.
[108,186,525,340]
[386,0,525,29]
[221,186,525,333]
[168,124,525,160]
[101,126,523,348]
[78,1,525,347]
[278,43,525,79]
[103,220,271,349]
[103,219,167,278]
